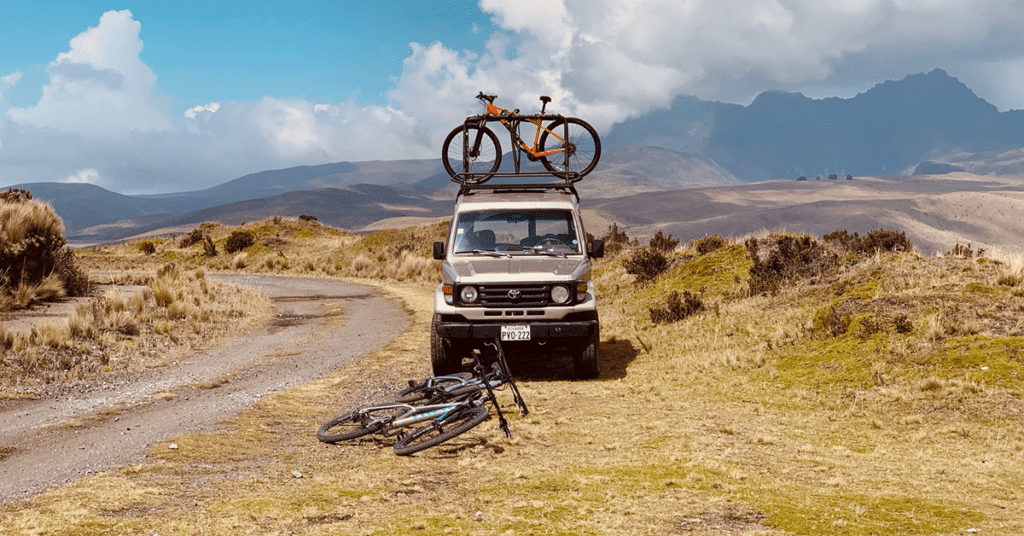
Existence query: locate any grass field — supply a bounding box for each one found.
[2,219,1022,535]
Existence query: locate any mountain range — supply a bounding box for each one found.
[4,68,1024,249]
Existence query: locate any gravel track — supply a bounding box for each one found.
[0,275,408,504]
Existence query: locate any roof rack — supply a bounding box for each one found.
[456,179,579,200]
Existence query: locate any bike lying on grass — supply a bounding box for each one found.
[317,339,528,456]
[441,92,602,183]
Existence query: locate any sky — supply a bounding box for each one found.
[3,0,1024,194]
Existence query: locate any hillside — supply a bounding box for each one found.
[4,218,1023,534]
[588,174,1024,254]
[70,184,452,243]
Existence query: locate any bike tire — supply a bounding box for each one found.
[392,406,490,456]
[395,372,475,403]
[538,117,601,178]
[316,411,376,443]
[441,124,502,183]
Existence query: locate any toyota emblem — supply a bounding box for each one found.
[508,289,521,300]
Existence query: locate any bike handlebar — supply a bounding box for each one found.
[476,91,497,103]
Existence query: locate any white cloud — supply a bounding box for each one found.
[6,10,173,137]
[64,168,100,184]
[0,71,21,105]
[1,71,21,88]
[184,102,220,119]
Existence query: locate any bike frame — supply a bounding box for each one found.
[359,399,480,437]
[479,101,567,160]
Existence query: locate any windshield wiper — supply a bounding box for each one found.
[502,246,569,258]
[457,249,511,258]
[531,250,568,258]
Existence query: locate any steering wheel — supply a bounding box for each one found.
[538,235,565,247]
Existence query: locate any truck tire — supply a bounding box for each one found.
[431,314,463,376]
[573,324,600,379]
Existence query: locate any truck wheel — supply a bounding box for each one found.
[573,325,600,379]
[431,314,462,376]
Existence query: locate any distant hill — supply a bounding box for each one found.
[606,69,1024,181]
[14,145,738,241]
[586,174,1024,254]
[4,182,174,230]
[71,184,452,243]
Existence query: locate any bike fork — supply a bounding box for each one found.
[463,119,488,160]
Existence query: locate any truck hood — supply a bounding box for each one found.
[445,257,588,280]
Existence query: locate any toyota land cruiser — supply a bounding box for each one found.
[431,181,604,379]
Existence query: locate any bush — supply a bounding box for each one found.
[203,236,217,257]
[180,228,206,248]
[746,234,839,295]
[299,214,318,222]
[225,230,255,254]
[601,223,635,256]
[822,229,913,256]
[948,243,974,258]
[138,240,157,255]
[692,235,725,255]
[622,247,669,284]
[53,248,90,297]
[1,190,89,298]
[649,230,679,253]
[649,290,703,324]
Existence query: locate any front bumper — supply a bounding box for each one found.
[435,312,598,339]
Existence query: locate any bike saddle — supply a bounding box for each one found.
[539,95,552,103]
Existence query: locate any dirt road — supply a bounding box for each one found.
[0,275,408,504]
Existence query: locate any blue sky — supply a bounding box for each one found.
[4,1,1024,194]
[0,1,496,115]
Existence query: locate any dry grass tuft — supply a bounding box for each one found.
[1,193,90,310]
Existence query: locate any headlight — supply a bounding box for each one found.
[576,281,589,301]
[459,285,479,304]
[550,285,571,304]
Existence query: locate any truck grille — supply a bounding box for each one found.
[477,284,550,307]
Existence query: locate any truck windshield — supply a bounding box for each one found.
[454,210,580,254]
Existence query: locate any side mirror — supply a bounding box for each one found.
[433,241,445,260]
[589,239,604,259]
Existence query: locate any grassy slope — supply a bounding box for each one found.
[2,220,1023,535]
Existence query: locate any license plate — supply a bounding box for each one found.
[501,324,531,341]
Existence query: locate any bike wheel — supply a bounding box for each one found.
[392,406,490,456]
[441,124,502,183]
[317,411,375,443]
[538,117,601,178]
[395,372,475,403]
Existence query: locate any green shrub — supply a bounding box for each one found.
[225,230,255,253]
[180,228,206,248]
[746,234,838,295]
[203,236,217,257]
[138,240,157,255]
[622,247,669,284]
[692,235,726,255]
[649,230,679,253]
[823,229,913,256]
[948,243,974,258]
[649,290,703,324]
[299,214,318,222]
[601,223,635,256]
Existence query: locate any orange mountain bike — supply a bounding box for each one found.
[441,92,601,183]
